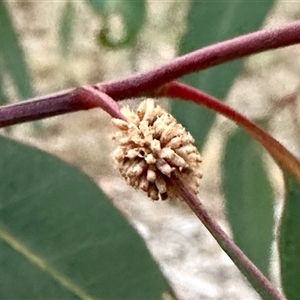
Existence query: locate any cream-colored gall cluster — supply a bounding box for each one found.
[111,99,202,201]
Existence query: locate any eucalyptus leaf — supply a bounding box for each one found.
[115,0,145,47]
[279,173,300,299]
[223,129,274,277]
[87,0,146,48]
[59,1,76,56]
[0,0,33,100]
[172,1,275,147]
[85,0,109,14]
[0,136,170,299]
[0,69,9,105]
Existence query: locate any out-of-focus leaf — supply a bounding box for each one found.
[0,136,170,299]
[86,0,145,48]
[0,0,33,99]
[279,173,300,299]
[223,129,274,277]
[0,69,9,105]
[59,1,76,56]
[85,0,108,14]
[114,0,146,47]
[172,1,275,147]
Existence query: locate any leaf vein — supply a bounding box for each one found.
[0,225,96,300]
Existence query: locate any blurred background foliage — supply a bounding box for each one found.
[1,0,300,298]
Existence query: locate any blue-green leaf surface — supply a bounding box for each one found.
[86,0,145,48]
[85,0,108,14]
[0,0,33,100]
[0,69,9,105]
[59,1,76,56]
[0,136,170,299]
[223,129,274,277]
[172,1,275,147]
[279,173,300,299]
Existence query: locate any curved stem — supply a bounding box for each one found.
[160,81,300,183]
[73,87,125,120]
[99,21,300,99]
[1,21,300,127]
[173,176,284,300]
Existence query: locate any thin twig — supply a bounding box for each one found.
[173,176,284,300]
[160,81,300,183]
[1,21,300,127]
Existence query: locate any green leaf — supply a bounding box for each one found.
[85,0,108,14]
[0,136,170,299]
[0,69,9,105]
[59,1,76,56]
[0,0,33,99]
[86,0,146,48]
[279,173,300,299]
[223,129,274,277]
[172,1,275,147]
[116,0,146,47]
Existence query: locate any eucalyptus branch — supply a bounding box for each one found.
[0,87,125,127]
[1,21,300,127]
[160,81,300,183]
[173,176,283,300]
[100,20,300,99]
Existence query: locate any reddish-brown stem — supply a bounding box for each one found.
[99,20,300,99]
[173,176,283,300]
[0,90,72,127]
[1,21,300,127]
[73,87,125,120]
[160,81,300,183]
[0,87,125,127]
